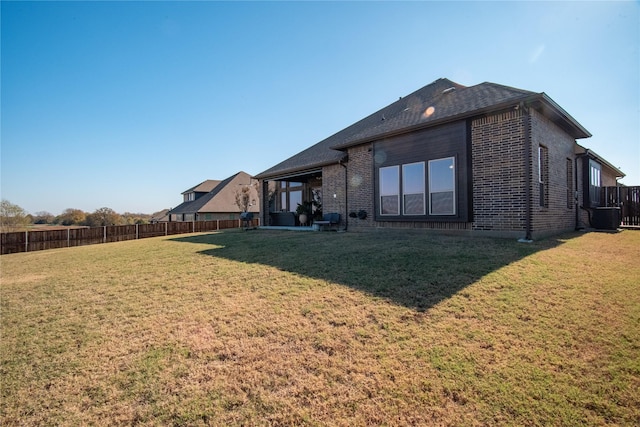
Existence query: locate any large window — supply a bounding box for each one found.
[279,181,303,212]
[379,166,400,215]
[429,157,456,215]
[379,158,457,217]
[403,162,425,215]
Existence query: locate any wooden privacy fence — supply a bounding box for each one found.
[600,186,640,227]
[0,219,259,255]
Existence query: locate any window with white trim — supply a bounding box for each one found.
[379,166,400,215]
[428,157,456,215]
[589,160,601,207]
[402,162,425,215]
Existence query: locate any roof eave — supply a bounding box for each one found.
[538,93,591,139]
[254,155,347,180]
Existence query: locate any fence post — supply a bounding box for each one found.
[25,230,28,253]
[103,226,106,243]
[165,222,168,236]
[67,228,70,247]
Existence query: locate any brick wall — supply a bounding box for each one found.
[471,110,527,235]
[529,109,577,236]
[345,144,374,230]
[322,163,347,230]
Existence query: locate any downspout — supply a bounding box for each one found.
[522,102,533,242]
[339,159,348,231]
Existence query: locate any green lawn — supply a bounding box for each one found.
[1,229,639,426]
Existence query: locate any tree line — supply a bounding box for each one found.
[1,199,167,233]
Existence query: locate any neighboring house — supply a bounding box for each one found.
[254,78,625,239]
[167,171,259,222]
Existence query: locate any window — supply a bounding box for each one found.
[589,160,601,207]
[184,192,195,202]
[538,146,548,208]
[289,191,302,212]
[278,181,304,212]
[429,157,455,215]
[380,166,400,215]
[403,162,425,215]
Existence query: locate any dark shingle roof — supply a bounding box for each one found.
[182,180,221,194]
[255,78,590,179]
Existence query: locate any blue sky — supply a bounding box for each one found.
[2,1,638,215]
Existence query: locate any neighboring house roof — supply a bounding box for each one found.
[168,171,259,215]
[255,78,591,180]
[182,180,221,194]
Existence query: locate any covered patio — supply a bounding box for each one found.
[260,170,324,227]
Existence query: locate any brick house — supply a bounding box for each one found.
[167,171,259,222]
[254,79,624,238]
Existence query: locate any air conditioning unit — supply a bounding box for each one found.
[591,207,621,230]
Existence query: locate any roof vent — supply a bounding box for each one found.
[442,87,456,94]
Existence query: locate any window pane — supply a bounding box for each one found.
[429,158,455,193]
[429,157,456,215]
[289,190,302,212]
[430,192,454,215]
[380,166,399,196]
[381,195,399,215]
[380,166,399,215]
[403,162,425,194]
[403,162,425,215]
[404,193,424,215]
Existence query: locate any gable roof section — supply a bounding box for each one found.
[169,171,259,215]
[575,144,625,179]
[334,80,591,148]
[255,78,592,180]
[182,179,221,195]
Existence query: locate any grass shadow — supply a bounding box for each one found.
[170,229,570,312]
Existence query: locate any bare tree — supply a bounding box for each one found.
[235,180,259,212]
[0,199,30,232]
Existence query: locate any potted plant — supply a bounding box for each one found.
[296,201,313,226]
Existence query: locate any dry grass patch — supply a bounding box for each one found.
[1,229,639,426]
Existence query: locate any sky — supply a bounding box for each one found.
[1,1,638,216]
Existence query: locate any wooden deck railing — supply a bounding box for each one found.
[600,186,640,227]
